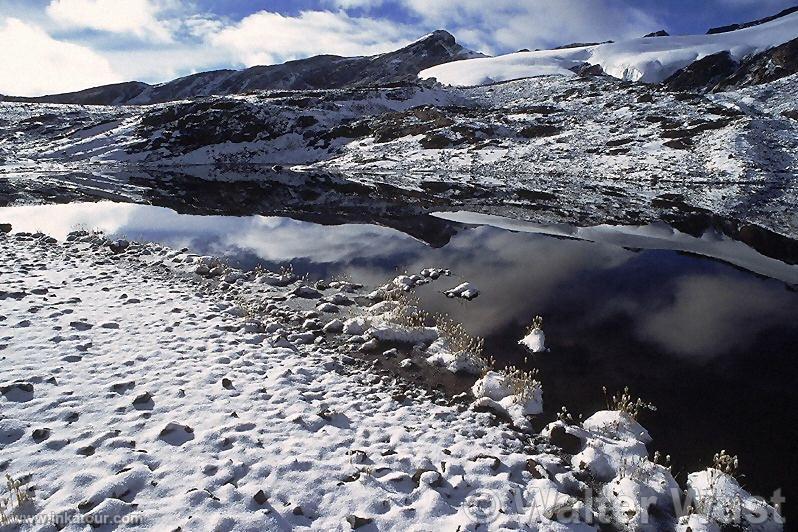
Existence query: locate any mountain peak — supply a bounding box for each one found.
[426,29,456,44]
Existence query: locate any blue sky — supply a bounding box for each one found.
[1,0,796,95]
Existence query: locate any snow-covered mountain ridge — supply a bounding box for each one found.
[421,12,798,88]
[0,30,482,106]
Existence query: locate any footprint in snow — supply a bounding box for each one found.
[0,420,25,444]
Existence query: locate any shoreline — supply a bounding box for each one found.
[0,227,784,530]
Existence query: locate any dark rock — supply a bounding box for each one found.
[346,515,374,529]
[519,124,561,138]
[781,110,798,120]
[663,51,737,92]
[572,63,605,77]
[132,392,152,405]
[0,223,10,233]
[548,425,583,455]
[158,422,195,446]
[292,505,304,516]
[643,30,669,38]
[295,115,318,128]
[108,239,130,253]
[32,428,51,443]
[1,382,33,394]
[606,137,634,147]
[664,138,693,150]
[76,445,95,456]
[253,489,269,505]
[419,133,452,149]
[222,378,234,389]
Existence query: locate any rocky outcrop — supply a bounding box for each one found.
[707,5,798,34]
[714,37,798,91]
[663,37,798,92]
[663,51,738,92]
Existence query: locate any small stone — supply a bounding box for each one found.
[253,490,269,505]
[346,515,373,529]
[222,378,234,389]
[76,445,95,456]
[316,302,339,313]
[108,239,130,253]
[322,319,344,334]
[399,359,414,369]
[360,339,379,352]
[292,505,304,516]
[32,428,51,443]
[132,392,152,405]
[0,382,33,395]
[412,468,442,488]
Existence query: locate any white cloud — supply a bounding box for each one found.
[400,0,661,51]
[0,17,120,96]
[211,10,418,67]
[326,0,385,9]
[46,0,173,42]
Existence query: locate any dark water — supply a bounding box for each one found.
[2,202,797,514]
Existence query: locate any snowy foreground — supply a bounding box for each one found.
[0,229,784,530]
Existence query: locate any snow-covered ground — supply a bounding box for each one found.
[419,12,798,86]
[0,227,784,530]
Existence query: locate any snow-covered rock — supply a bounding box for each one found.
[519,328,546,353]
[444,282,480,300]
[687,469,784,531]
[471,370,543,429]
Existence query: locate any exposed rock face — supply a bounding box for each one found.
[643,30,669,38]
[707,5,798,34]
[714,37,798,91]
[2,30,483,106]
[663,51,738,92]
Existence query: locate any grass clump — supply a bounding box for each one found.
[0,474,33,525]
[503,365,541,405]
[525,315,544,334]
[712,449,739,477]
[384,291,494,373]
[602,386,657,420]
